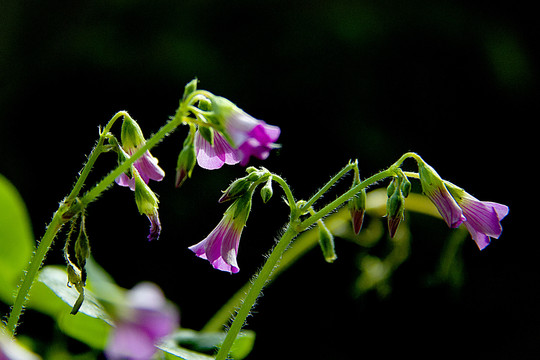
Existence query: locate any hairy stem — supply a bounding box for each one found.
[6,208,66,334]
[215,226,299,360]
[7,107,187,335]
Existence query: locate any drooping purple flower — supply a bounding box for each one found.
[225,111,281,166]
[115,115,165,191]
[105,282,179,360]
[418,160,508,249]
[188,194,252,273]
[194,97,280,170]
[446,184,509,250]
[194,130,241,170]
[116,149,165,191]
[418,161,466,228]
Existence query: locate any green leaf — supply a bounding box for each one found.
[37,266,112,321]
[159,330,255,360]
[27,265,113,349]
[0,174,34,304]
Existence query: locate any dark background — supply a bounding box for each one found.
[0,0,534,358]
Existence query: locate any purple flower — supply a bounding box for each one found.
[225,111,281,166]
[418,160,508,249]
[418,161,467,229]
[116,149,165,191]
[115,115,165,191]
[105,282,179,360]
[194,130,241,170]
[194,97,280,170]
[189,195,252,273]
[446,184,509,250]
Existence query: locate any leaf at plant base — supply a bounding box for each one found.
[37,265,112,322]
[0,174,34,304]
[160,329,255,360]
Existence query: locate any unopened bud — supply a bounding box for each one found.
[318,220,337,263]
[400,177,411,198]
[260,176,273,203]
[133,169,161,241]
[220,177,252,203]
[175,135,197,188]
[349,188,367,235]
[386,182,405,238]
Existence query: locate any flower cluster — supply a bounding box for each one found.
[175,81,280,186]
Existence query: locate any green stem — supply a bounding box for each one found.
[81,112,184,205]
[66,111,126,203]
[6,207,67,335]
[215,226,299,360]
[7,108,186,335]
[270,174,297,214]
[298,169,394,231]
[301,161,356,212]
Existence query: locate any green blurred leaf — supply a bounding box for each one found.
[159,342,214,360]
[160,329,255,360]
[57,310,111,350]
[26,265,112,350]
[0,174,34,304]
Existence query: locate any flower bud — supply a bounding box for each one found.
[318,220,337,263]
[349,188,366,235]
[219,177,252,203]
[120,114,146,150]
[260,176,273,203]
[175,133,197,188]
[133,169,161,241]
[400,176,411,198]
[386,178,405,238]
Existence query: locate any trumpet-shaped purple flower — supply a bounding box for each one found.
[194,97,280,170]
[446,183,509,250]
[105,282,179,360]
[189,194,252,273]
[418,160,508,249]
[418,161,466,228]
[194,130,241,170]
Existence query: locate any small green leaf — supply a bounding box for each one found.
[37,266,112,321]
[0,174,34,304]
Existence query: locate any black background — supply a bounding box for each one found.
[0,0,534,358]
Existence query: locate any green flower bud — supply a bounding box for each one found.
[133,169,161,241]
[175,133,197,188]
[349,188,367,235]
[400,176,411,198]
[260,176,273,203]
[386,178,405,238]
[219,177,252,203]
[318,220,337,263]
